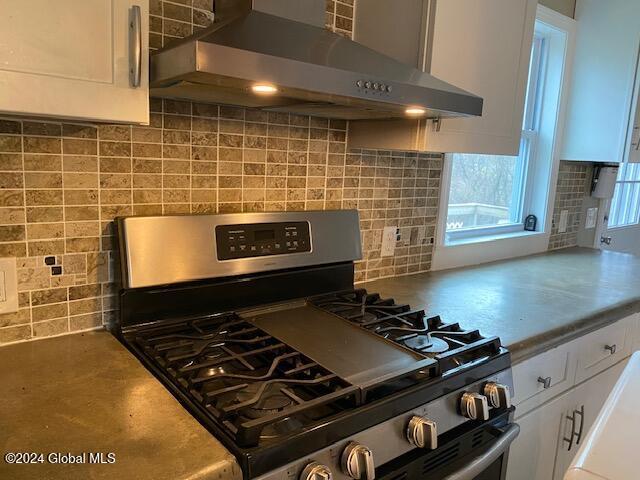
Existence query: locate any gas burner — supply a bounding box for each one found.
[310,289,503,374]
[402,334,450,355]
[239,382,295,418]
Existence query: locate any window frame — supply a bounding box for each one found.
[444,33,546,244]
[609,162,640,228]
[432,5,576,270]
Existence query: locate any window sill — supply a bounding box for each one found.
[445,229,545,247]
[433,230,549,271]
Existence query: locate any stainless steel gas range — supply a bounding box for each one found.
[114,210,518,480]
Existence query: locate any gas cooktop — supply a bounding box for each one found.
[126,287,504,451]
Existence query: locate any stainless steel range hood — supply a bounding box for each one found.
[150,0,483,120]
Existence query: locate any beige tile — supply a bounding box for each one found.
[0,225,25,241]
[24,136,61,154]
[66,237,100,253]
[32,302,68,322]
[70,312,102,331]
[0,308,30,328]
[27,223,64,240]
[69,297,102,315]
[0,135,21,152]
[0,325,31,343]
[69,283,101,300]
[0,242,26,257]
[0,172,23,188]
[33,317,69,338]
[31,287,68,306]
[62,254,87,275]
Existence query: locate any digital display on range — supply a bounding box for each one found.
[215,222,311,260]
[254,229,275,241]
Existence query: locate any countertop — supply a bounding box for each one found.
[0,331,241,480]
[363,247,640,363]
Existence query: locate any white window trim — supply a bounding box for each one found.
[609,163,640,228]
[432,5,576,271]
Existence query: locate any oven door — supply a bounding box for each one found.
[377,409,519,480]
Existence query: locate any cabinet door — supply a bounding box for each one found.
[425,0,537,155]
[561,0,640,163]
[553,360,627,480]
[0,0,149,124]
[506,389,571,480]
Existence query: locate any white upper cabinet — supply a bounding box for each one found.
[0,0,149,124]
[350,0,537,155]
[561,0,640,163]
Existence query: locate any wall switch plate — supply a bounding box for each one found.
[558,210,568,233]
[585,207,598,229]
[0,257,18,314]
[381,226,397,257]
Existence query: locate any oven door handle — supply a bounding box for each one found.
[442,423,520,480]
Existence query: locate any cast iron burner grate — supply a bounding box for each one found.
[132,313,359,447]
[309,289,502,374]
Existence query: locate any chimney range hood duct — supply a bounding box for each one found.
[150,0,483,120]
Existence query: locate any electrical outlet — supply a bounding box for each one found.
[381,226,397,257]
[584,207,598,228]
[558,210,568,233]
[585,207,598,229]
[0,257,18,314]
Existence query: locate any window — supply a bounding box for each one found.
[433,7,574,270]
[609,162,640,227]
[444,33,546,242]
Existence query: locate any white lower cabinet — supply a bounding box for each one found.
[507,389,571,480]
[552,360,627,479]
[507,315,636,480]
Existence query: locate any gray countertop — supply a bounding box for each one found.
[363,247,640,363]
[0,331,241,480]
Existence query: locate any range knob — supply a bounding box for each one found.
[460,392,489,421]
[341,442,375,480]
[483,382,511,409]
[300,462,333,480]
[406,416,438,449]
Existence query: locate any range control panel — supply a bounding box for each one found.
[215,222,311,260]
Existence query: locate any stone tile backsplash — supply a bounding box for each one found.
[0,104,441,345]
[548,160,593,250]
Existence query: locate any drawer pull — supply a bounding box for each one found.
[604,344,617,354]
[537,376,552,389]
[575,405,585,445]
[563,411,577,451]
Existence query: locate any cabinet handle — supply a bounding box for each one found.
[563,411,576,451]
[129,5,142,87]
[604,344,616,355]
[537,376,552,389]
[575,405,585,446]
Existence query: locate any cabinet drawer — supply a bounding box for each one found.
[575,318,631,384]
[512,343,575,417]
